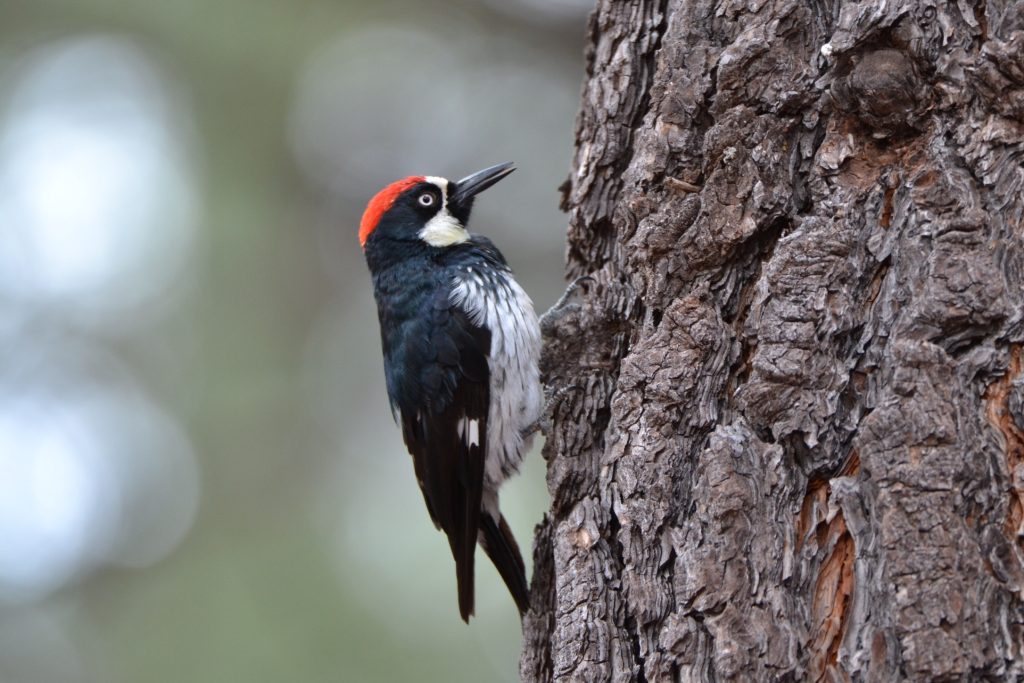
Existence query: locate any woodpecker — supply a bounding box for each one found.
[360,162,541,621]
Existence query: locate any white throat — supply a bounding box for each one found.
[419,176,469,247]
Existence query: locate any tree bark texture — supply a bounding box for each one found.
[521,1,1024,681]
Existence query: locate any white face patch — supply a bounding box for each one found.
[419,176,470,247]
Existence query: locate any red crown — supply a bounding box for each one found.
[359,176,425,247]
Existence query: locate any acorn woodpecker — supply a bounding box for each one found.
[360,162,541,621]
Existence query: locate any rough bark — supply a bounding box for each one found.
[522,1,1024,681]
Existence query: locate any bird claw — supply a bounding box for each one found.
[522,384,576,439]
[539,274,593,335]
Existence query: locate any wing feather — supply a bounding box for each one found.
[398,290,490,622]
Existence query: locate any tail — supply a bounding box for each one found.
[456,548,475,622]
[456,494,479,623]
[480,513,530,615]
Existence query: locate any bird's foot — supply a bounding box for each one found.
[521,385,576,439]
[539,274,593,336]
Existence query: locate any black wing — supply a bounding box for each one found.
[396,286,490,622]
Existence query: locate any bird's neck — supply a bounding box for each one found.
[363,236,438,275]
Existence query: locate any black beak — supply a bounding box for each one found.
[450,162,516,206]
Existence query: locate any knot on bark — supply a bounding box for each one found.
[830,49,930,137]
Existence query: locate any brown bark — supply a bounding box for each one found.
[522,1,1024,681]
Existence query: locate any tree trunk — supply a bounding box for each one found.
[521,1,1024,680]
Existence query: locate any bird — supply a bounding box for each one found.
[359,162,542,621]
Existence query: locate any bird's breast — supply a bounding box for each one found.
[449,266,542,488]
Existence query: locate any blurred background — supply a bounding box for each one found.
[0,1,586,680]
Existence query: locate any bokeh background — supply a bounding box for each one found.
[0,1,587,681]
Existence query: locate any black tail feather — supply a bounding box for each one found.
[480,513,530,615]
[455,437,485,623]
[456,486,478,622]
[456,547,474,622]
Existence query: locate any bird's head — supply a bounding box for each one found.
[359,162,515,253]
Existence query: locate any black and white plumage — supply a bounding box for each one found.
[359,163,541,621]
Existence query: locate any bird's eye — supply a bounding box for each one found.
[418,193,435,207]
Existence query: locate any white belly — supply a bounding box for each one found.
[449,267,542,489]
